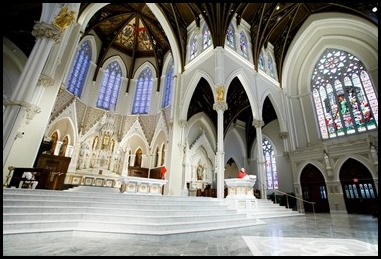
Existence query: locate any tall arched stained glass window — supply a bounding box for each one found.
[202,24,211,50]
[190,35,198,61]
[226,23,235,49]
[132,67,153,114]
[162,59,174,108]
[311,48,378,139]
[66,40,91,97]
[262,138,278,190]
[258,50,265,71]
[267,54,275,78]
[96,61,122,111]
[239,31,248,59]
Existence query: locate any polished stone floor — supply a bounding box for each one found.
[3,213,378,256]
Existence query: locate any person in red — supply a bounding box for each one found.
[238,168,248,179]
[160,166,167,179]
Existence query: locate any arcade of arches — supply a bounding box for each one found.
[3,3,378,216]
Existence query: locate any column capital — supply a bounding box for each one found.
[213,102,228,111]
[279,131,289,139]
[31,21,62,43]
[252,119,265,128]
[178,120,187,128]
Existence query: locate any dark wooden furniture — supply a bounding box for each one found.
[36,154,71,190]
[8,167,51,189]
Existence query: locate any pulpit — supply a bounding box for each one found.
[224,176,257,213]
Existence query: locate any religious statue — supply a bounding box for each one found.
[52,5,76,31]
[324,151,331,169]
[197,164,204,180]
[216,86,224,102]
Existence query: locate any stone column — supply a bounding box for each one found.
[3,3,80,179]
[3,21,62,168]
[253,119,266,199]
[213,101,228,199]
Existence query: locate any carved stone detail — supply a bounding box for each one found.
[252,119,265,128]
[32,21,62,43]
[279,131,289,139]
[38,74,55,87]
[25,105,41,124]
[213,102,228,111]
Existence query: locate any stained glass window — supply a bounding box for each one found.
[96,61,122,110]
[226,23,235,49]
[190,35,198,61]
[162,60,174,108]
[262,138,278,190]
[311,48,378,139]
[66,40,91,97]
[239,31,248,59]
[259,50,265,70]
[267,54,275,78]
[202,24,211,50]
[132,67,153,114]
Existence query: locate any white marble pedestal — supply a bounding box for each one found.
[225,177,257,213]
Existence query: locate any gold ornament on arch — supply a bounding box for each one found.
[216,85,224,102]
[52,5,76,31]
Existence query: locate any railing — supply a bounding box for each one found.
[272,189,316,221]
[256,180,316,221]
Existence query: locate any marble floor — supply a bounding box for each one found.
[3,213,378,256]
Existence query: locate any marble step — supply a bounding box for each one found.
[3,200,229,211]
[3,195,223,207]
[3,211,245,224]
[3,216,264,235]
[3,206,238,216]
[3,188,302,237]
[4,188,219,202]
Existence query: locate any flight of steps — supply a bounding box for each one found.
[3,187,303,240]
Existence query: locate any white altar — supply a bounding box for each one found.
[119,176,167,195]
[188,180,206,196]
[224,176,257,213]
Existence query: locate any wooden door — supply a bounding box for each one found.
[340,158,377,215]
[300,164,330,213]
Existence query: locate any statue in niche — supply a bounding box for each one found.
[102,132,110,150]
[197,164,204,180]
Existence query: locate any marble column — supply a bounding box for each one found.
[3,21,61,168]
[213,101,228,199]
[253,119,266,199]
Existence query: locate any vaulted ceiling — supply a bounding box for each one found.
[5,3,378,156]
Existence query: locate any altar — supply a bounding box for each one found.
[188,180,207,196]
[119,176,167,195]
[224,176,257,213]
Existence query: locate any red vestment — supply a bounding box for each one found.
[238,170,247,179]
